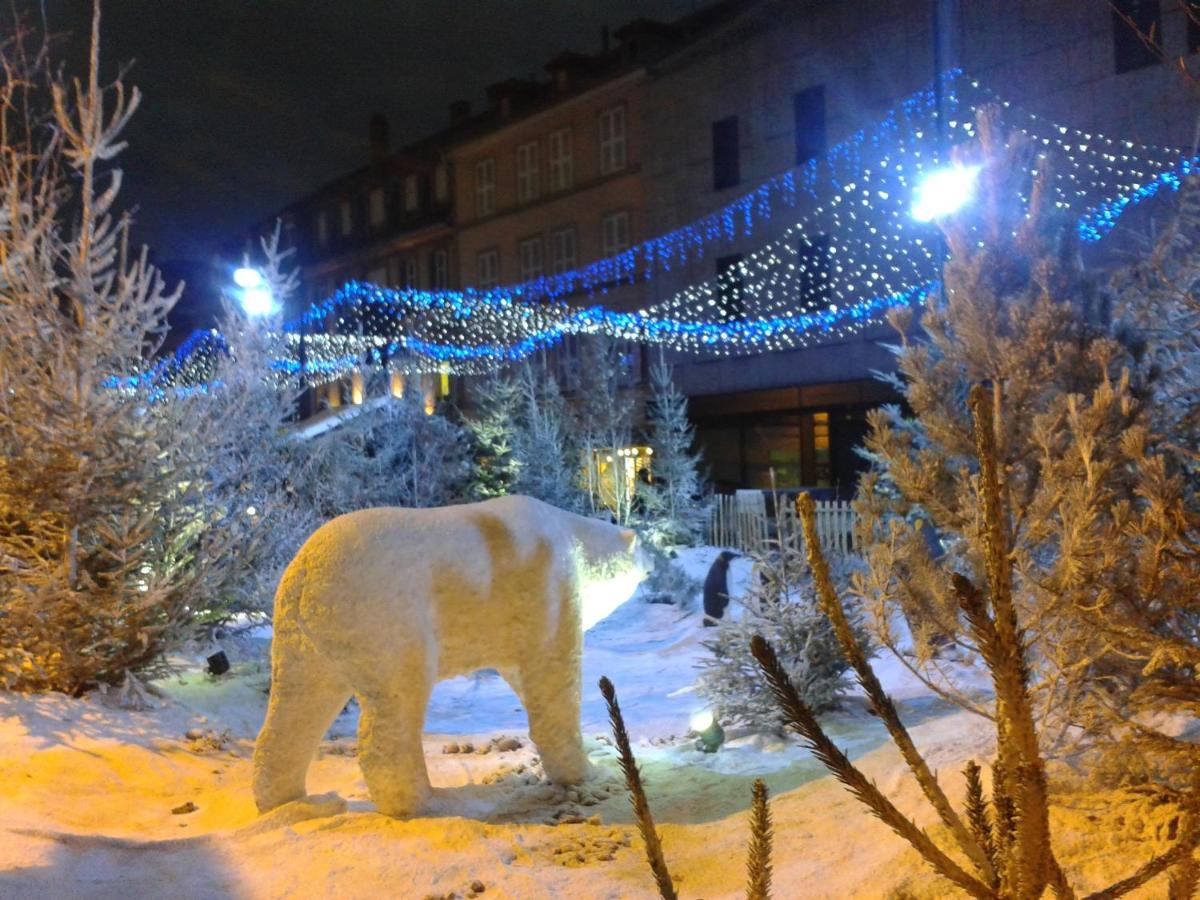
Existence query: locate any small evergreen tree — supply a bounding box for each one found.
[641,358,706,546]
[696,511,859,730]
[509,360,585,511]
[853,109,1200,758]
[576,336,638,523]
[465,370,521,501]
[305,385,470,515]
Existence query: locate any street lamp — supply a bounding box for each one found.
[911,164,981,223]
[233,266,277,316]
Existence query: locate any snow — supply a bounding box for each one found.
[0,546,1169,898]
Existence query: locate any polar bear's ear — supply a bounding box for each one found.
[619,528,636,547]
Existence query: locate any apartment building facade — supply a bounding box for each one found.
[231,0,1195,490]
[636,0,1197,492]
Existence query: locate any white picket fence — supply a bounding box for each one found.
[706,491,857,556]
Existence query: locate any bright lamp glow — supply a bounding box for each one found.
[233,267,264,289]
[240,285,277,317]
[911,164,981,222]
[690,710,714,732]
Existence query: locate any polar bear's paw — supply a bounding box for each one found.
[241,792,348,835]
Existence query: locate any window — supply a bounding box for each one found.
[716,253,745,321]
[712,115,740,191]
[431,249,449,289]
[551,226,577,275]
[518,236,544,280]
[549,128,574,191]
[477,248,500,290]
[516,141,539,202]
[797,234,831,306]
[366,265,388,286]
[434,164,449,204]
[794,85,827,166]
[316,210,329,247]
[475,158,496,216]
[601,210,630,258]
[599,105,627,174]
[339,199,354,236]
[403,257,419,288]
[557,334,581,391]
[404,175,420,212]
[812,411,832,487]
[1112,0,1161,73]
[368,188,386,227]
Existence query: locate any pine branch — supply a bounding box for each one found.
[749,636,996,900]
[796,492,997,887]
[598,676,677,900]
[745,778,773,900]
[967,384,1058,895]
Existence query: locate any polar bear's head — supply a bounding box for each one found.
[574,521,653,631]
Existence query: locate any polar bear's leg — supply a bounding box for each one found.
[355,673,434,818]
[516,642,587,785]
[253,630,352,813]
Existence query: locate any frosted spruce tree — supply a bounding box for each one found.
[159,224,320,628]
[576,336,638,523]
[640,358,706,546]
[509,361,585,511]
[465,370,522,501]
[303,383,471,516]
[852,108,1200,767]
[0,7,218,693]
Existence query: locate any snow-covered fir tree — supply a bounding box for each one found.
[640,357,706,546]
[853,110,1200,764]
[465,370,522,501]
[509,361,585,512]
[696,513,860,730]
[575,336,638,523]
[303,382,471,516]
[0,11,217,692]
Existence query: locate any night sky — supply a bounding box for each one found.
[46,1,697,264]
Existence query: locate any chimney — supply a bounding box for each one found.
[449,99,471,125]
[368,113,390,163]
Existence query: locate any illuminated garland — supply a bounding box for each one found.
[150,70,1197,389]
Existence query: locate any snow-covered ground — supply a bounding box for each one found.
[0,547,1175,898]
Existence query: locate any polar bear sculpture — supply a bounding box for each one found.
[253,495,650,817]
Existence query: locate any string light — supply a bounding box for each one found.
[145,70,1196,391]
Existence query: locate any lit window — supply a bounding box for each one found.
[599,105,627,174]
[431,249,449,289]
[477,248,500,289]
[339,200,354,236]
[549,127,574,191]
[812,411,832,487]
[434,164,449,203]
[404,174,420,212]
[368,188,386,227]
[601,210,630,258]
[475,158,496,216]
[551,226,577,275]
[516,141,539,202]
[519,236,544,280]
